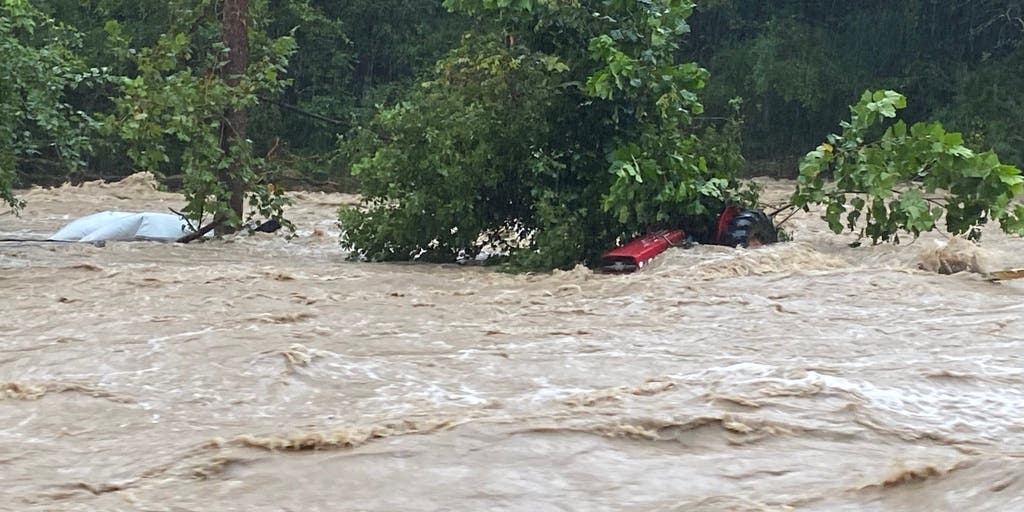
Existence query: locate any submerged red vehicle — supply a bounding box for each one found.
[599,229,687,273]
[598,207,777,273]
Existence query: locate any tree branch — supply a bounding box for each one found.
[773,207,801,229]
[258,96,346,126]
[177,218,221,244]
[167,207,198,232]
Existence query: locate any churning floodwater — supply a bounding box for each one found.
[2,174,1023,511]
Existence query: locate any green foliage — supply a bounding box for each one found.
[686,1,1024,167]
[931,50,1024,169]
[0,0,101,212]
[792,90,1024,243]
[341,0,755,270]
[102,7,297,229]
[11,0,1023,196]
[254,0,467,175]
[340,35,565,263]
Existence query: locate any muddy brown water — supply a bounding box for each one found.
[2,174,1023,511]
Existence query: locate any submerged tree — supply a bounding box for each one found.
[220,0,249,229]
[341,0,754,270]
[103,0,295,235]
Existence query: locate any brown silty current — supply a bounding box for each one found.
[2,174,1024,511]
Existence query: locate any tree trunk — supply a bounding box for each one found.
[220,0,249,232]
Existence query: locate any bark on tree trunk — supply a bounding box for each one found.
[220,0,248,232]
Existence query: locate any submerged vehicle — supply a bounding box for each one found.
[599,207,777,273]
[49,211,199,242]
[46,211,282,243]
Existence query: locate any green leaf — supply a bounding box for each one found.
[867,90,906,118]
[825,201,845,233]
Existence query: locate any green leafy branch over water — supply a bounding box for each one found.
[792,90,1024,244]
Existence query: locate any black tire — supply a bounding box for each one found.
[722,209,777,248]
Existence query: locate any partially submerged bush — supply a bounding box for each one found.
[340,0,756,270]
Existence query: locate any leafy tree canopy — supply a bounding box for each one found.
[687,0,1024,167]
[101,0,297,230]
[1,0,101,212]
[341,0,755,270]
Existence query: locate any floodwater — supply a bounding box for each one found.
[2,174,1023,511]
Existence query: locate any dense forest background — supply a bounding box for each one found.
[8,0,1023,188]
